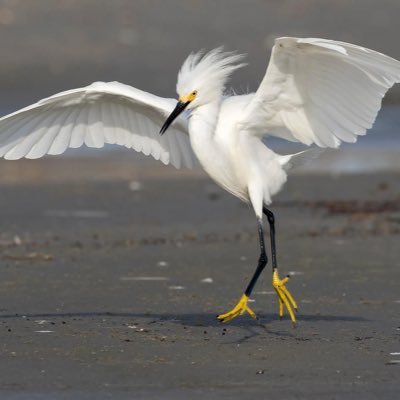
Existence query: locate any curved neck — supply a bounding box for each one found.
[188,100,223,173]
[189,100,221,138]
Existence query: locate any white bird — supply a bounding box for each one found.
[1,37,400,324]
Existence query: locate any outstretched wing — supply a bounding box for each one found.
[0,81,196,168]
[239,37,400,147]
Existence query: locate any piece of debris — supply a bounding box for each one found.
[288,271,304,276]
[43,210,109,218]
[255,291,275,295]
[168,286,185,290]
[128,181,142,191]
[3,252,53,261]
[120,276,169,281]
[157,261,169,267]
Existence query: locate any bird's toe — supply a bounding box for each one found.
[217,294,257,323]
[272,269,298,326]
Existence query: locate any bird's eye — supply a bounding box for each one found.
[192,91,197,96]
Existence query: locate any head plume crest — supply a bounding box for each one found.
[176,47,246,102]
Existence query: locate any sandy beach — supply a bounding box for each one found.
[0,157,399,399]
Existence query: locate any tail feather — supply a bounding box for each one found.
[279,147,327,172]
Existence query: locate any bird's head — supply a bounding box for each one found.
[160,47,246,135]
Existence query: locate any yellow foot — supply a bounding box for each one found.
[272,269,298,326]
[217,294,257,323]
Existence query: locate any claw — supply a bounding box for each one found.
[273,270,298,326]
[278,296,284,320]
[217,294,257,323]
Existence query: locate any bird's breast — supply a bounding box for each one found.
[189,118,249,202]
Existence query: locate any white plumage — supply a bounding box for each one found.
[240,38,400,148]
[1,37,399,216]
[0,81,195,168]
[1,37,400,323]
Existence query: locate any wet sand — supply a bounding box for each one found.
[0,158,399,399]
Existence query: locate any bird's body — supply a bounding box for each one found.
[1,37,400,323]
[188,93,287,205]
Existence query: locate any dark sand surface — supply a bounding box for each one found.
[0,158,399,399]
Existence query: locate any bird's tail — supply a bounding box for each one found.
[278,148,327,172]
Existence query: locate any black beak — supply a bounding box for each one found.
[160,101,190,135]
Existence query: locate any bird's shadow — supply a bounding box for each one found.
[0,310,368,326]
[0,311,369,343]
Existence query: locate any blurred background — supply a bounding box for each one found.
[0,0,399,173]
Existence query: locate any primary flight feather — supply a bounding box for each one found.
[1,37,399,323]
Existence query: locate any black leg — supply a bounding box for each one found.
[263,207,278,272]
[218,207,298,323]
[264,206,298,321]
[244,217,268,297]
[243,208,277,297]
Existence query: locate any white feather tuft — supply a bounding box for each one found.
[176,47,246,104]
[279,148,327,172]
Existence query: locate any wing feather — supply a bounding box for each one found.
[69,105,87,149]
[163,132,180,168]
[174,130,194,168]
[47,105,79,155]
[0,81,196,168]
[0,110,47,157]
[59,106,82,150]
[85,102,105,148]
[138,116,152,156]
[240,37,400,147]
[6,109,60,159]
[25,114,63,159]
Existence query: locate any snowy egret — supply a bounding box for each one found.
[0,37,399,324]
